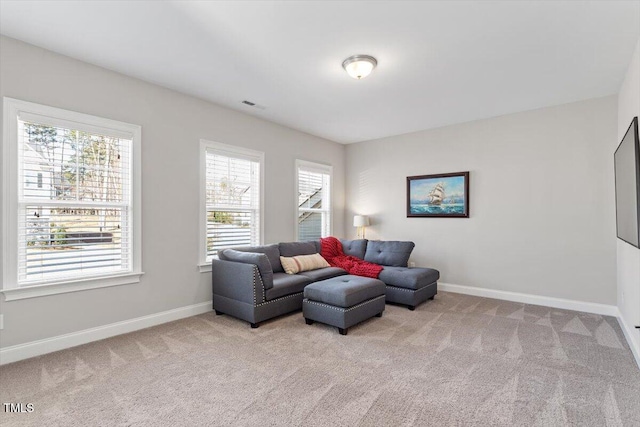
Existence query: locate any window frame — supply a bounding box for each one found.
[1,97,143,301]
[295,159,333,241]
[198,140,265,272]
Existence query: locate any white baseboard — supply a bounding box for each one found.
[615,310,640,369]
[438,282,619,316]
[0,301,212,365]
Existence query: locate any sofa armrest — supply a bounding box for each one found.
[212,259,267,305]
[218,249,274,289]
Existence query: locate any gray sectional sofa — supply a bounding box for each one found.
[212,239,439,328]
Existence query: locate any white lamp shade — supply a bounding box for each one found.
[353,215,370,227]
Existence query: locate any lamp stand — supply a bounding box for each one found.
[356,227,366,239]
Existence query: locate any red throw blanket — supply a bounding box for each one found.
[320,236,383,279]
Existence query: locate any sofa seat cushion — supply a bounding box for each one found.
[364,241,415,267]
[303,275,385,308]
[297,267,347,282]
[378,267,440,290]
[266,273,311,300]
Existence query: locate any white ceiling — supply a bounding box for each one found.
[1,1,639,144]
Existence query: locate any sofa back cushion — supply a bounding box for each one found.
[364,240,415,267]
[218,249,274,289]
[220,244,283,273]
[278,241,318,257]
[340,239,368,259]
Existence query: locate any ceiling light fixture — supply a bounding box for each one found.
[342,55,377,80]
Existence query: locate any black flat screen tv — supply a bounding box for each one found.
[614,116,640,248]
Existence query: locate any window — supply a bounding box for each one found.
[199,140,263,270]
[2,98,142,300]
[296,160,332,241]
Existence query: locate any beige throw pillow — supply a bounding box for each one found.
[280,253,330,274]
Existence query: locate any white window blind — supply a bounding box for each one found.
[2,98,142,299]
[297,161,331,241]
[204,144,262,260]
[16,118,133,285]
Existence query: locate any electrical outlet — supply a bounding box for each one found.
[0,314,3,330]
[409,262,416,268]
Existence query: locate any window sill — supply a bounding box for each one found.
[1,272,145,301]
[198,262,213,273]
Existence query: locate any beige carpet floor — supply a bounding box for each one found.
[1,291,639,426]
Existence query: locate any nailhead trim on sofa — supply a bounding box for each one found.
[251,265,268,305]
[252,268,257,305]
[304,295,386,312]
[256,292,303,307]
[388,284,433,293]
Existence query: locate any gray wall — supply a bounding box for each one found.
[346,96,617,305]
[0,36,345,347]
[616,36,640,356]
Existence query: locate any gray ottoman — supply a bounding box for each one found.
[379,267,439,310]
[303,275,386,335]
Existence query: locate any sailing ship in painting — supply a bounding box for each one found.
[427,182,445,205]
[408,173,468,216]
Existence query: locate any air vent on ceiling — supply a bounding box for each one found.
[241,100,266,110]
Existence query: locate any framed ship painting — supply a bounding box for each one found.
[407,172,470,218]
